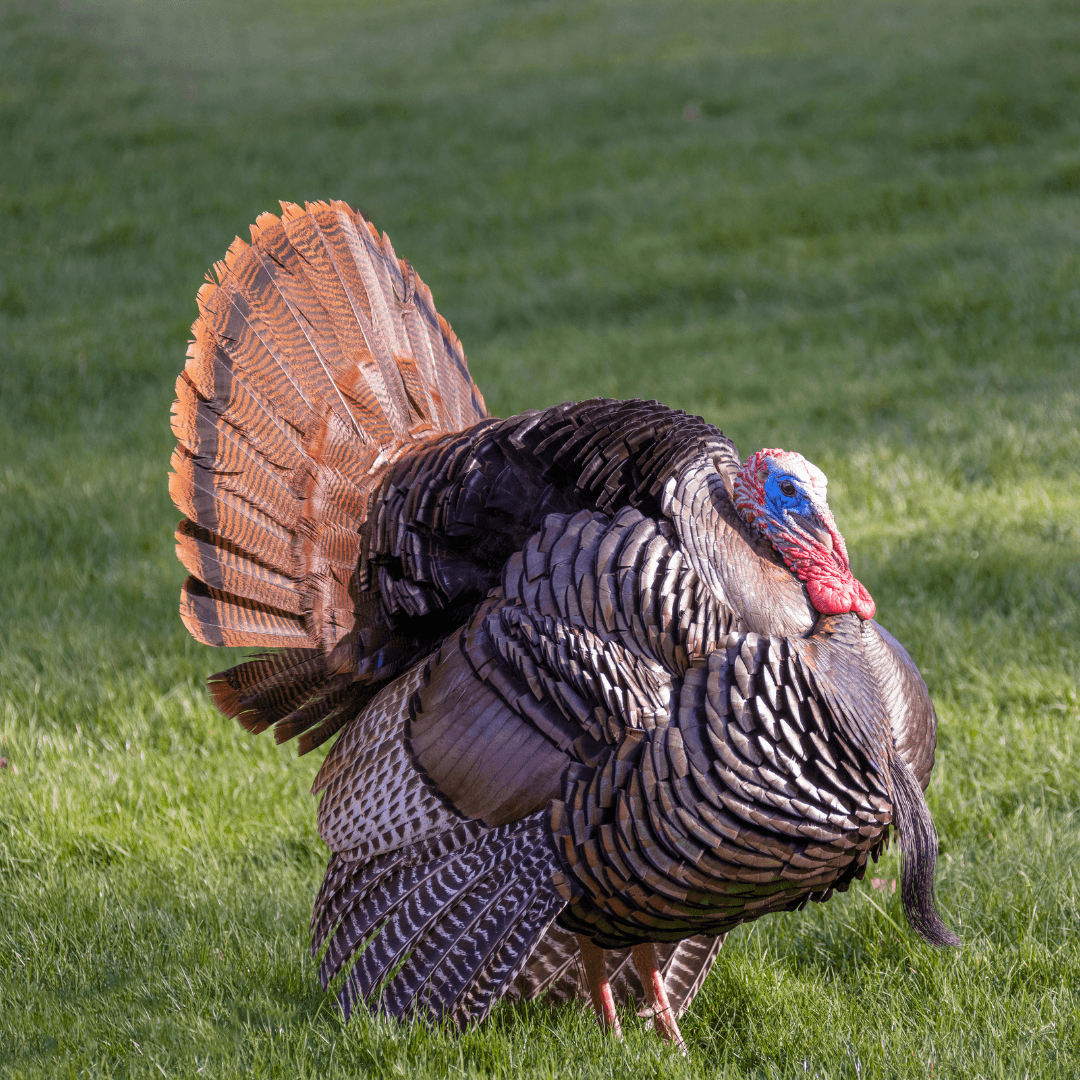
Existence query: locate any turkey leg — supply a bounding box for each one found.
[576,935,622,1036]
[630,942,686,1050]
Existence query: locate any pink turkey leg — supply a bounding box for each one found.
[631,942,686,1051]
[577,935,622,1036]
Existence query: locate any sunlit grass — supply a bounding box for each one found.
[1,0,1079,1076]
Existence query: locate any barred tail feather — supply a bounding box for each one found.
[170,200,487,749]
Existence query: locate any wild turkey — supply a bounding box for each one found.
[170,199,957,1044]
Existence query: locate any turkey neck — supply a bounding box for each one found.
[662,456,818,639]
[860,619,938,789]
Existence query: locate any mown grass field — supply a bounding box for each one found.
[2,0,1079,1076]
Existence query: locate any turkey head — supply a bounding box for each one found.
[733,448,876,621]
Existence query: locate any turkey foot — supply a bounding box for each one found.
[577,935,622,1037]
[631,942,686,1052]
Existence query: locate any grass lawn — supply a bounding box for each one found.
[2,0,1079,1076]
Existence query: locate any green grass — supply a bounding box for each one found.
[2,0,1079,1075]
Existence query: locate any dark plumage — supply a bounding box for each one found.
[170,200,957,1041]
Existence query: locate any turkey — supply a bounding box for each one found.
[170,199,957,1045]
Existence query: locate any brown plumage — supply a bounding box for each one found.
[171,200,956,1040]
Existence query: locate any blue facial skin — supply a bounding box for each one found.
[762,467,818,529]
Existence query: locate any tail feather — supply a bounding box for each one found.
[272,209,412,439]
[208,649,370,754]
[271,680,363,749]
[208,649,327,730]
[170,450,294,572]
[170,375,300,503]
[179,578,309,649]
[175,522,302,616]
[171,199,488,745]
[211,229,358,435]
[374,226,480,434]
[175,327,307,478]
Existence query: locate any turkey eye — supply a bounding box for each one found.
[779,480,797,497]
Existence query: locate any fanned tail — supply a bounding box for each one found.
[170,200,487,751]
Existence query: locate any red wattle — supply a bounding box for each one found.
[852,580,876,620]
[805,567,876,620]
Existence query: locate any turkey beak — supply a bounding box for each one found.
[789,512,833,551]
